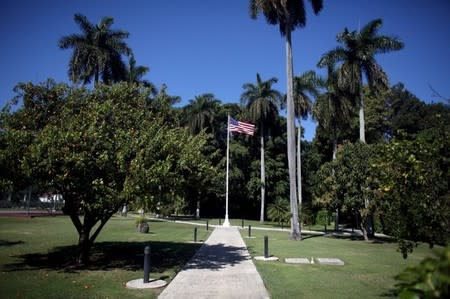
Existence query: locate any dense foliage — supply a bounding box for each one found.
[1,82,214,263]
[395,246,450,298]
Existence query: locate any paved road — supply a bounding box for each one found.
[158,226,270,299]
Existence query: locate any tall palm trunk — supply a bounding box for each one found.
[297,123,302,225]
[260,123,265,223]
[286,28,300,240]
[332,129,339,231]
[359,80,365,143]
[358,80,373,238]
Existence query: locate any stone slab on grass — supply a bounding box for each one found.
[316,258,344,265]
[254,256,279,261]
[285,258,311,264]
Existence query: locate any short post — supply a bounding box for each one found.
[281,222,284,230]
[143,245,151,283]
[241,219,244,228]
[248,225,252,238]
[194,227,197,243]
[264,236,269,258]
[206,220,209,231]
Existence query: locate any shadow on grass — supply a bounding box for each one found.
[328,233,396,243]
[0,240,25,247]
[184,243,249,270]
[4,240,203,273]
[301,234,325,241]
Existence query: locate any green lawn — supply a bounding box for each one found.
[0,215,437,299]
[240,229,435,299]
[0,216,210,299]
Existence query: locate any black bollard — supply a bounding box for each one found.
[206,220,209,231]
[264,236,269,258]
[143,245,151,283]
[194,227,198,243]
[241,219,244,228]
[248,225,252,238]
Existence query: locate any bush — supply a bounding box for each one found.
[316,209,329,232]
[395,246,450,298]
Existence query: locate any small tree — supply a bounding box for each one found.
[315,142,377,240]
[375,129,450,257]
[267,198,290,227]
[19,82,211,264]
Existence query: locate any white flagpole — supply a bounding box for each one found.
[223,115,230,227]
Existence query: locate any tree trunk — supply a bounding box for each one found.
[360,211,369,241]
[296,123,302,229]
[77,228,92,265]
[359,83,365,143]
[359,83,374,236]
[95,68,99,85]
[332,136,339,231]
[286,29,300,240]
[259,125,265,223]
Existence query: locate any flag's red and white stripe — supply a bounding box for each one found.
[229,117,255,136]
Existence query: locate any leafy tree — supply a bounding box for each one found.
[375,129,450,257]
[318,19,403,143]
[315,142,377,240]
[0,79,69,195]
[241,73,282,222]
[292,70,320,213]
[16,83,211,264]
[59,14,132,84]
[250,0,323,240]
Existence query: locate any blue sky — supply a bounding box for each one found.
[1,0,449,141]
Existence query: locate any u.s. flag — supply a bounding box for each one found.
[229,117,255,136]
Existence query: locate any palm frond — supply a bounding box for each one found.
[372,36,404,54]
[73,14,94,35]
[360,18,382,38]
[317,47,347,68]
[250,0,323,36]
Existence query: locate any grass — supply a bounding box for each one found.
[0,215,437,298]
[0,216,210,299]
[240,228,436,299]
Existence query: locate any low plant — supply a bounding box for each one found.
[395,245,450,298]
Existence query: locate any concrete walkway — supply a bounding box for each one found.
[158,226,270,299]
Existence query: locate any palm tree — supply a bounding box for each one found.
[313,64,354,231]
[292,71,320,215]
[125,55,157,95]
[250,0,323,240]
[183,93,221,135]
[313,65,354,160]
[59,14,132,85]
[241,73,282,223]
[318,19,404,143]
